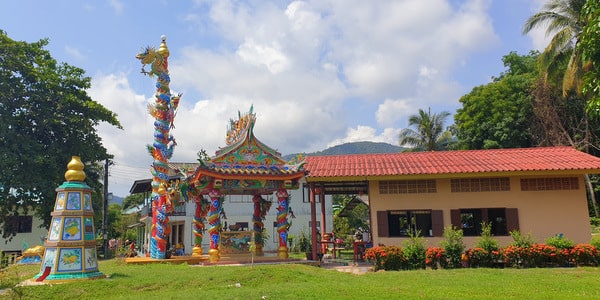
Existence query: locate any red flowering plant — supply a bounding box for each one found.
[365,245,405,271]
[467,247,504,268]
[570,244,599,266]
[503,245,527,268]
[466,247,490,268]
[425,247,447,269]
[556,247,573,267]
[529,244,559,267]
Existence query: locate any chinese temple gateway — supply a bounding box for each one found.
[179,107,306,262]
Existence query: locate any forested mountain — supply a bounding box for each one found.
[284,141,403,160]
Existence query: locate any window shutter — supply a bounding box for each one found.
[377,211,389,237]
[450,209,460,229]
[431,210,443,236]
[481,208,489,223]
[505,208,519,232]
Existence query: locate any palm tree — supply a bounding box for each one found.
[398,108,453,151]
[523,0,588,95]
[524,0,599,217]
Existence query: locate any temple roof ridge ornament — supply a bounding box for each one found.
[189,106,306,195]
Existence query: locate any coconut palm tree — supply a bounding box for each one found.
[398,108,453,151]
[523,0,588,95]
[524,0,599,217]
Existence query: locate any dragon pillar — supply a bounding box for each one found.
[136,36,180,259]
[276,189,290,259]
[207,189,222,262]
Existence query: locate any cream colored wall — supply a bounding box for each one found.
[371,175,592,248]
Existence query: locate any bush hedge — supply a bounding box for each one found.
[365,229,600,271]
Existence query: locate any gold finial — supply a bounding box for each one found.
[157,35,169,57]
[65,156,86,182]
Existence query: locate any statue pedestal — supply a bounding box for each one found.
[192,246,202,257]
[278,246,288,259]
[208,248,220,262]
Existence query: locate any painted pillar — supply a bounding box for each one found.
[152,186,171,259]
[252,194,265,256]
[276,188,290,259]
[192,196,207,256]
[137,36,180,260]
[207,189,221,262]
[34,156,104,282]
[320,184,326,237]
[309,183,318,261]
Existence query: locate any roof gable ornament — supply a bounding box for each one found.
[188,106,306,195]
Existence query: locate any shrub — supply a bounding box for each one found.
[503,245,527,268]
[570,244,599,266]
[425,247,448,269]
[472,222,499,267]
[403,231,426,270]
[545,234,575,249]
[509,230,535,248]
[365,245,406,271]
[440,226,465,268]
[528,244,558,267]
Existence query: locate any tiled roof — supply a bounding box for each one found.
[304,146,600,179]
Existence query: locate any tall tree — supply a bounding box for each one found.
[523,0,587,95]
[0,31,122,239]
[525,0,600,216]
[122,193,145,211]
[455,52,538,150]
[580,0,600,114]
[398,108,453,151]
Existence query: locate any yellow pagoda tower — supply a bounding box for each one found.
[34,156,105,282]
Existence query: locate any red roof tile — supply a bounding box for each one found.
[305,146,600,179]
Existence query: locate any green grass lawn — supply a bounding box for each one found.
[2,259,600,299]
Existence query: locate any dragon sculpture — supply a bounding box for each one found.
[136,36,181,259]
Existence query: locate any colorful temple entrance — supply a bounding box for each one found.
[145,108,306,262]
[182,107,306,262]
[136,37,305,262]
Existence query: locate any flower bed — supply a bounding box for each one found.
[366,243,600,271]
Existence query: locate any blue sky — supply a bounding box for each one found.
[2,0,549,196]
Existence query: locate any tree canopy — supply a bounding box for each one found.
[523,0,587,95]
[580,0,600,114]
[455,51,539,149]
[0,31,121,239]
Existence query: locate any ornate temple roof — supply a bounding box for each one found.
[186,107,306,194]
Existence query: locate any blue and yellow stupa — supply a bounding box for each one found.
[34,156,105,282]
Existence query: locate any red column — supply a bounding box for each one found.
[309,183,318,261]
[252,194,264,255]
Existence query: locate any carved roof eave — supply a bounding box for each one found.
[190,167,306,182]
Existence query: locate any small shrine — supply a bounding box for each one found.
[34,156,104,282]
[181,107,306,262]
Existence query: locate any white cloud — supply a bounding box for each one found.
[83,0,509,195]
[376,98,412,128]
[524,0,552,51]
[90,73,155,195]
[64,46,86,61]
[327,125,400,148]
[236,39,290,74]
[108,0,124,15]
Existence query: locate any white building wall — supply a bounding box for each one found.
[139,184,333,255]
